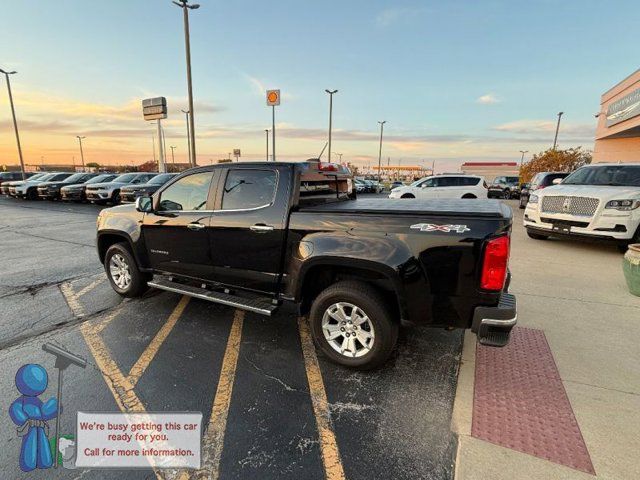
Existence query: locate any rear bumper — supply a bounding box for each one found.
[471,292,517,347]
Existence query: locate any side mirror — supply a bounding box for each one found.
[135,196,153,213]
[552,178,563,185]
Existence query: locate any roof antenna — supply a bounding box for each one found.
[317,142,328,160]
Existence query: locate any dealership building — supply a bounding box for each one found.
[594,69,640,163]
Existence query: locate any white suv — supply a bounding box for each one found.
[388,175,487,199]
[523,163,640,251]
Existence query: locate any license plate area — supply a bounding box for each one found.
[552,224,571,234]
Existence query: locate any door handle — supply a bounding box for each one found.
[250,224,274,233]
[187,222,206,231]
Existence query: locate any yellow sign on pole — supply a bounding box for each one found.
[266,89,280,106]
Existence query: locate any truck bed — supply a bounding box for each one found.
[299,198,511,219]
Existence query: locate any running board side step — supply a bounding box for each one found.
[148,278,278,316]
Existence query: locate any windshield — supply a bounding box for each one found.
[27,173,47,181]
[411,177,429,187]
[505,176,519,184]
[87,174,116,184]
[148,173,175,185]
[63,173,88,183]
[33,173,56,182]
[562,165,640,187]
[112,173,137,183]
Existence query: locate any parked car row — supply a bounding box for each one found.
[1,171,177,205]
[354,178,384,193]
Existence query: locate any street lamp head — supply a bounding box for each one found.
[0,68,17,75]
[188,4,200,9]
[325,89,338,94]
[558,111,564,116]
[378,120,386,125]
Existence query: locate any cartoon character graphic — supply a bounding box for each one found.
[9,364,58,472]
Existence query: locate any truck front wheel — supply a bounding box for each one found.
[104,243,149,297]
[309,281,398,369]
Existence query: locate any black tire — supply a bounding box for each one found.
[111,190,121,205]
[26,188,38,200]
[527,230,549,240]
[104,243,149,297]
[462,194,477,199]
[619,226,640,253]
[309,281,398,370]
[400,193,415,199]
[502,189,510,199]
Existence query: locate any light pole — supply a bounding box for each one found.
[173,0,200,167]
[76,136,86,170]
[377,121,386,184]
[336,153,343,163]
[181,109,192,166]
[553,111,563,150]
[265,129,269,161]
[325,89,338,163]
[151,132,157,166]
[519,150,528,166]
[170,146,176,168]
[0,68,26,180]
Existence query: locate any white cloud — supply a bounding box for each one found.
[493,119,595,138]
[375,8,423,27]
[477,93,500,105]
[243,73,266,96]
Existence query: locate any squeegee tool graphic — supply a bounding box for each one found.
[42,343,87,468]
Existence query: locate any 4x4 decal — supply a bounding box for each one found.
[410,223,471,233]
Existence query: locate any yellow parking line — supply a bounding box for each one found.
[76,276,105,298]
[298,317,346,480]
[196,309,245,480]
[81,322,145,411]
[128,295,191,387]
[61,282,85,317]
[94,302,126,333]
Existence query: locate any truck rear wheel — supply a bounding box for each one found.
[309,281,398,369]
[104,243,149,297]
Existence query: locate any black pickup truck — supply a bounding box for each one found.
[97,161,516,368]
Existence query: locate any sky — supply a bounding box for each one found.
[0,0,638,172]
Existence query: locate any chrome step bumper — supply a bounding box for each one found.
[148,277,278,316]
[471,293,517,347]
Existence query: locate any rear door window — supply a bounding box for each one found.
[221,169,277,211]
[460,177,480,186]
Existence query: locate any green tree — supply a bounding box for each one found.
[520,147,592,183]
[86,162,100,168]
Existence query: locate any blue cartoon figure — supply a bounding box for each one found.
[9,364,58,472]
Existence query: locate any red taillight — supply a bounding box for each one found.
[318,162,338,171]
[480,235,510,290]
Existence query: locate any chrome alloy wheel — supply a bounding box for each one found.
[109,253,132,290]
[321,302,375,358]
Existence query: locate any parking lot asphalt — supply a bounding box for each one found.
[0,195,461,480]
